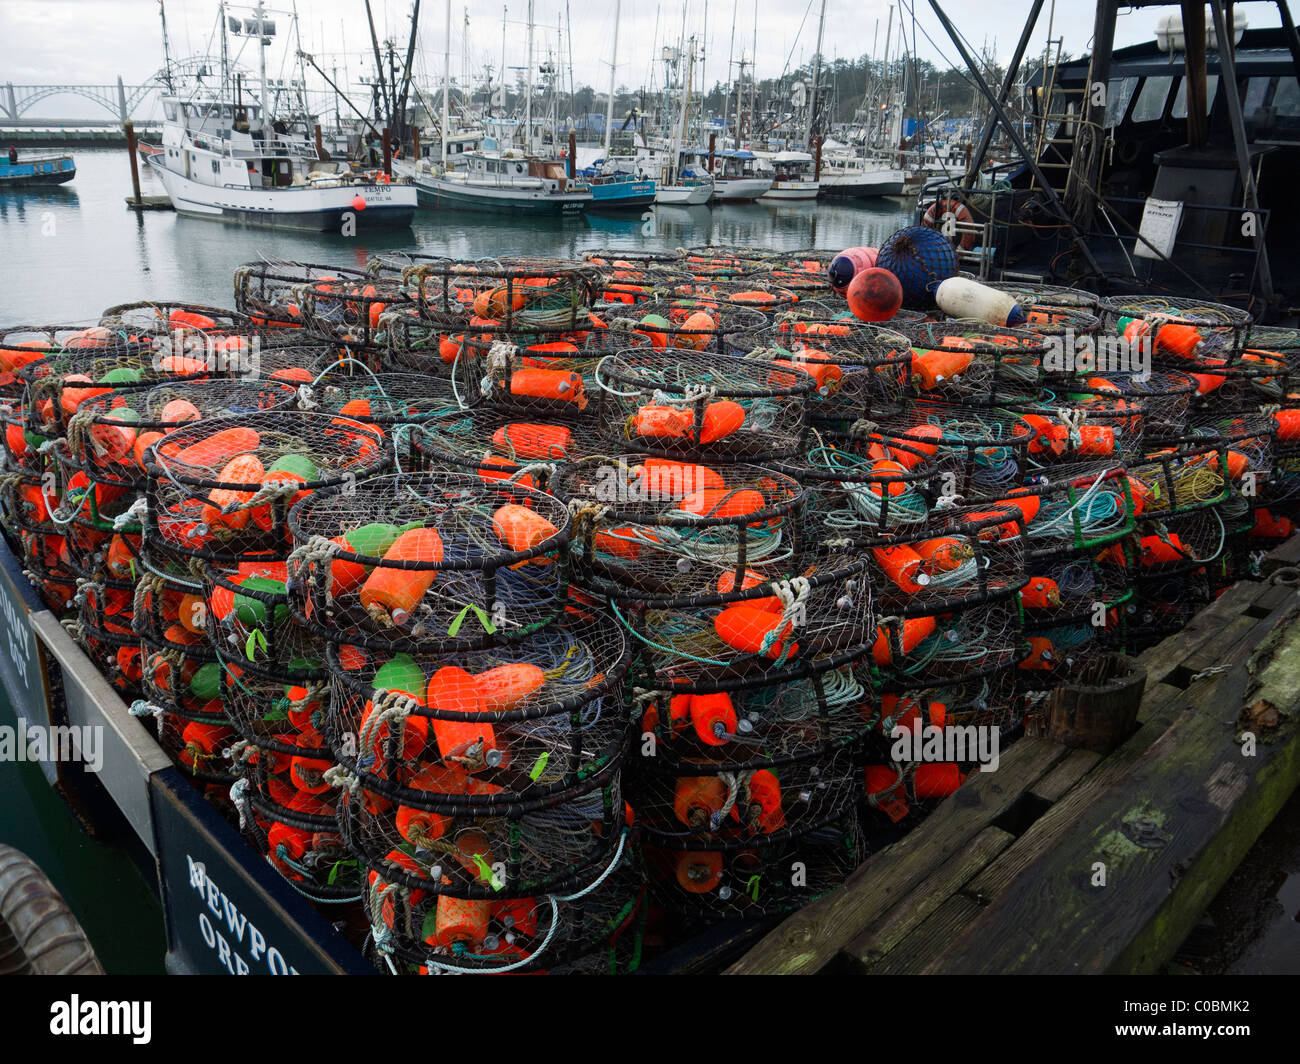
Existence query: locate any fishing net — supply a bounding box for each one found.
[288,472,571,654]
[732,323,915,424]
[66,379,298,487]
[145,410,392,564]
[897,321,1047,406]
[594,349,812,462]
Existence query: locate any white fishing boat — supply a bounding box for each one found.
[754,150,820,200]
[147,4,415,230]
[817,153,907,198]
[654,170,714,205]
[413,145,591,213]
[681,148,772,202]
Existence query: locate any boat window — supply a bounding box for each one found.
[1274,77,1300,117]
[1105,76,1139,126]
[164,101,179,122]
[1130,75,1173,124]
[1171,74,1219,118]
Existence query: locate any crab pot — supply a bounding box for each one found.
[873,400,1032,501]
[1178,348,1294,410]
[1116,504,1234,584]
[1099,294,1253,365]
[642,813,863,924]
[600,298,766,355]
[736,262,839,299]
[405,258,600,333]
[201,558,324,672]
[769,298,928,330]
[236,739,361,903]
[1002,464,1138,554]
[288,472,571,654]
[1187,411,1275,497]
[657,277,800,316]
[1,472,67,537]
[149,701,239,784]
[787,432,937,537]
[68,379,299,488]
[1014,391,1143,464]
[47,443,142,536]
[324,612,630,801]
[595,349,812,463]
[72,614,143,698]
[380,312,495,377]
[411,406,605,489]
[234,261,382,334]
[630,690,865,843]
[131,564,217,656]
[1124,566,1216,655]
[360,848,644,974]
[145,410,391,565]
[582,250,689,305]
[0,324,97,401]
[339,754,626,901]
[0,404,56,476]
[289,367,457,445]
[457,328,651,418]
[730,322,915,423]
[1018,558,1134,688]
[365,252,457,280]
[1126,437,1234,515]
[897,321,1048,407]
[874,597,1027,688]
[293,278,412,352]
[12,530,77,612]
[138,632,222,719]
[74,568,137,637]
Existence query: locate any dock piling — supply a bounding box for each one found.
[124,119,141,208]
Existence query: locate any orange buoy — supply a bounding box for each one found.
[675,851,723,893]
[1020,576,1062,609]
[425,666,500,766]
[492,503,560,555]
[713,604,797,661]
[674,776,727,827]
[508,368,587,409]
[911,348,973,389]
[358,527,445,625]
[846,267,903,322]
[429,894,492,949]
[689,692,738,745]
[872,615,937,666]
[873,543,930,593]
[491,422,572,459]
[474,662,545,713]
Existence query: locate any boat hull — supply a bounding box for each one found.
[760,181,820,201]
[149,159,415,230]
[588,180,656,210]
[819,172,907,198]
[415,177,590,213]
[655,184,713,205]
[712,177,773,202]
[0,156,75,188]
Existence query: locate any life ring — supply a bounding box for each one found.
[923,196,976,250]
[0,845,102,975]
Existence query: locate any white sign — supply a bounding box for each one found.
[1134,197,1183,260]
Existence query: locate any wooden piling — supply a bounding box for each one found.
[382,127,392,176]
[412,125,421,161]
[124,120,142,208]
[568,130,577,179]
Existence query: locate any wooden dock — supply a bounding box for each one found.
[728,556,1300,975]
[124,195,173,210]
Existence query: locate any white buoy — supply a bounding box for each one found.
[935,277,1026,327]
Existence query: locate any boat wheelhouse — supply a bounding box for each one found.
[754,150,820,200]
[414,146,592,213]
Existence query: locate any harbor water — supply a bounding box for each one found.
[0,149,912,326]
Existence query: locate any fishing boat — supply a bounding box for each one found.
[817,151,906,198]
[580,157,657,210]
[0,153,75,188]
[654,169,714,205]
[754,150,820,200]
[414,146,592,213]
[681,148,772,202]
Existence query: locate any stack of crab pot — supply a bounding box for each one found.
[554,343,872,936]
[287,466,641,974]
[138,407,390,885]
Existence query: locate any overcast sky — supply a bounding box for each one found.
[6,0,1286,117]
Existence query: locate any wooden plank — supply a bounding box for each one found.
[923,598,1300,974]
[724,737,1068,974]
[860,895,984,975]
[842,826,1014,970]
[1029,747,1103,804]
[1259,535,1300,577]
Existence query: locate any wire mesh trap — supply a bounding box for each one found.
[1126,436,1234,516]
[67,379,299,487]
[658,276,800,314]
[98,301,255,339]
[1001,463,1137,554]
[405,258,601,332]
[897,321,1048,406]
[1098,294,1253,363]
[594,348,813,462]
[287,472,571,653]
[598,298,767,355]
[145,410,392,564]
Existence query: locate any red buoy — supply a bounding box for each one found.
[352,195,367,212]
[846,267,903,322]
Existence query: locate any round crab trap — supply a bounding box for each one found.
[871,665,1026,741]
[1185,411,1274,497]
[234,260,375,331]
[1002,463,1137,555]
[67,611,142,697]
[599,298,767,355]
[874,595,1028,689]
[0,403,55,476]
[199,556,325,673]
[985,280,1101,314]
[1186,348,1293,408]
[361,841,643,974]
[365,251,456,280]
[1070,370,1197,444]
[219,654,329,753]
[138,632,222,720]
[411,406,606,489]
[1116,506,1232,579]
[1099,294,1252,364]
[0,324,101,399]
[98,301,254,339]
[594,349,813,462]
[789,430,936,537]
[873,400,1033,501]
[1020,386,1146,463]
[769,298,928,330]
[642,814,862,923]
[553,457,805,592]
[659,276,799,315]
[12,530,77,612]
[405,258,601,333]
[74,567,136,638]
[898,321,1047,406]
[144,410,391,565]
[1127,435,1234,515]
[1016,549,1133,681]
[630,744,860,857]
[287,472,571,654]
[292,277,413,351]
[233,741,362,903]
[1125,566,1216,654]
[632,659,875,774]
[67,379,299,487]
[150,703,239,784]
[731,323,915,422]
[325,607,630,798]
[133,570,216,659]
[453,328,651,417]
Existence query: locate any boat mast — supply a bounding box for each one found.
[805,0,826,147]
[604,0,621,155]
[672,35,695,183]
[749,0,757,144]
[254,0,271,123]
[443,0,451,163]
[721,0,736,144]
[525,0,534,152]
[159,1,176,93]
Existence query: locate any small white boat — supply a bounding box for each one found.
[754,151,820,200]
[413,146,591,214]
[680,148,772,202]
[654,170,714,205]
[817,155,907,198]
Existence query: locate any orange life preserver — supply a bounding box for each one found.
[922,196,975,250]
